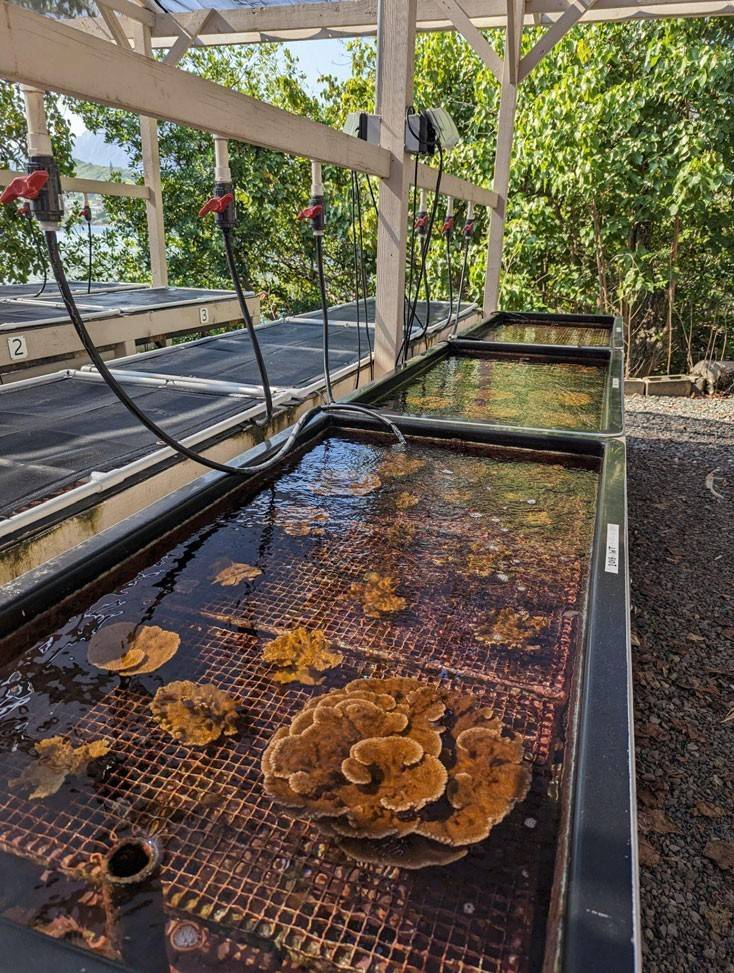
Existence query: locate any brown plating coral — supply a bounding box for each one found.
[378,452,426,479]
[150,681,239,746]
[12,736,111,800]
[88,622,180,676]
[558,390,594,408]
[476,607,548,651]
[262,627,343,685]
[350,572,407,618]
[213,562,262,586]
[262,677,530,868]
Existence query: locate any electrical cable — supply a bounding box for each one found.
[220,224,274,423]
[445,229,454,325]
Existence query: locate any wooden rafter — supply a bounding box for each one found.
[163,8,214,66]
[434,0,503,81]
[96,0,132,47]
[519,0,600,79]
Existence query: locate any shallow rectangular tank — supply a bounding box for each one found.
[0,414,635,973]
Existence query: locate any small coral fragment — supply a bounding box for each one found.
[88,622,180,676]
[13,736,111,800]
[475,607,547,651]
[150,681,240,746]
[350,572,406,618]
[262,677,530,869]
[378,453,426,479]
[394,491,419,511]
[262,627,343,685]
[275,505,329,537]
[214,562,262,586]
[314,472,382,497]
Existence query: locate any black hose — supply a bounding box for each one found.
[349,171,362,390]
[445,230,453,325]
[45,232,404,478]
[86,219,93,295]
[221,225,274,422]
[354,172,373,379]
[30,229,48,298]
[452,231,471,337]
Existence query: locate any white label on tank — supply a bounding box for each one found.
[605,523,620,574]
[612,377,620,389]
[7,335,28,360]
[199,306,210,325]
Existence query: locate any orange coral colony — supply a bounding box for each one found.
[378,452,426,479]
[314,471,382,496]
[12,736,111,800]
[87,622,180,676]
[262,627,343,685]
[261,677,530,868]
[350,572,407,618]
[150,680,240,746]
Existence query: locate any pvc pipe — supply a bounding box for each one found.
[446,196,454,217]
[311,160,323,196]
[20,86,52,158]
[467,200,475,221]
[213,135,231,183]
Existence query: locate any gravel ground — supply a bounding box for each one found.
[625,394,734,972]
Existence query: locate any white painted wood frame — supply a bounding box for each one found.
[483,0,523,314]
[373,0,418,377]
[433,0,503,81]
[130,20,169,287]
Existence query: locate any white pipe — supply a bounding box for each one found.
[311,160,323,196]
[21,85,52,158]
[446,196,454,217]
[213,135,231,183]
[467,200,475,221]
[419,188,427,211]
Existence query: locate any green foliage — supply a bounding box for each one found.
[3,20,733,372]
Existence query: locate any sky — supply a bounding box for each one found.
[68,38,356,166]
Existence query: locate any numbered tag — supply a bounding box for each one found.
[199,306,210,325]
[8,335,28,360]
[612,377,620,389]
[605,523,620,574]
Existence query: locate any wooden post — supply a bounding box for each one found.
[483,0,523,315]
[373,0,417,377]
[130,21,168,287]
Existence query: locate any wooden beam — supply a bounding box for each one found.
[483,0,523,313]
[519,0,599,79]
[95,0,155,27]
[97,1,132,47]
[0,2,391,178]
[434,0,503,81]
[130,20,168,287]
[65,0,734,45]
[373,0,417,377]
[0,168,150,199]
[163,8,214,66]
[415,163,498,208]
[506,0,523,83]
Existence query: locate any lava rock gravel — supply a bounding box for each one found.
[626,394,734,972]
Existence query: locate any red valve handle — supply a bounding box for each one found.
[297,203,323,221]
[197,192,234,218]
[463,220,475,236]
[414,214,429,230]
[81,204,92,222]
[442,217,455,234]
[0,170,49,206]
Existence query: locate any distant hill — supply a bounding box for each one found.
[74,159,134,182]
[73,130,132,170]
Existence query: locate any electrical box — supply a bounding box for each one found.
[405,108,461,156]
[343,111,381,145]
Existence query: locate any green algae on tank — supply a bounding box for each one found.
[486,322,611,347]
[378,354,606,430]
[0,433,599,973]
